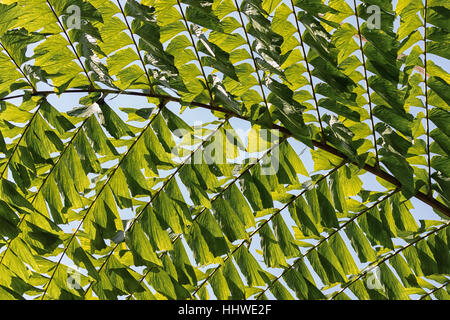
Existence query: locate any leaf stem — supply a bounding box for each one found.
[83,117,230,297]
[233,0,270,111]
[0,41,36,93]
[0,101,43,179]
[256,189,399,299]
[352,0,379,166]
[1,88,448,217]
[176,0,215,106]
[116,0,155,95]
[289,0,324,140]
[192,161,347,298]
[0,117,89,265]
[40,105,165,299]
[45,0,94,88]
[423,0,432,195]
[126,134,289,300]
[330,221,450,299]
[419,278,450,300]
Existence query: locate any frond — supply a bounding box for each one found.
[0,0,448,300]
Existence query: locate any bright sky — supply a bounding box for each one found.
[3,0,448,300]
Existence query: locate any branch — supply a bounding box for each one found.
[312,139,450,217]
[0,117,89,265]
[83,117,230,297]
[233,0,270,111]
[330,221,450,299]
[40,106,165,299]
[419,278,450,300]
[176,0,215,106]
[1,88,448,218]
[191,161,347,298]
[45,0,94,88]
[0,40,36,93]
[289,0,324,138]
[351,0,379,166]
[255,189,399,299]
[116,0,155,95]
[126,135,289,300]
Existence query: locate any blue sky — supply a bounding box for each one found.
[3,0,448,299]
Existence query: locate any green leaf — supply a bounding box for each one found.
[429,107,450,137]
[289,196,321,237]
[272,214,300,258]
[211,197,247,242]
[0,0,448,301]
[223,184,255,228]
[379,149,415,198]
[140,206,173,252]
[0,200,20,239]
[357,206,395,250]
[344,222,377,263]
[259,222,287,268]
[126,223,162,267]
[222,259,245,299]
[373,105,413,138]
[283,265,326,299]
[235,246,266,287]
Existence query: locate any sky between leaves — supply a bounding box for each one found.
[0,0,449,300]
